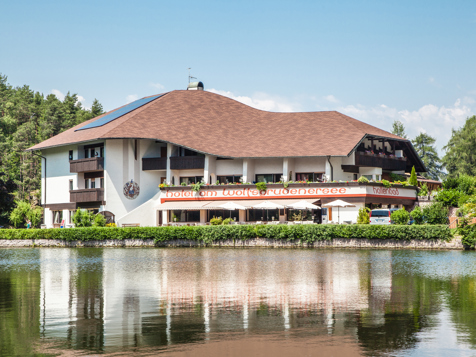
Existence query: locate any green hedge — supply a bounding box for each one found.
[0,224,452,244]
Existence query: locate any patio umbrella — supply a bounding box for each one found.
[323,199,355,224]
[286,200,320,210]
[253,201,284,221]
[219,202,247,210]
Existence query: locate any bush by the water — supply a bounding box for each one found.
[390,209,410,225]
[0,224,452,243]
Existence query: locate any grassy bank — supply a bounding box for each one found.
[0,224,452,244]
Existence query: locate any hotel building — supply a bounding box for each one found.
[28,84,425,227]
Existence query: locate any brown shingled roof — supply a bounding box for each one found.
[28,90,408,158]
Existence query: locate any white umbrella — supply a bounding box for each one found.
[253,201,285,209]
[253,201,284,222]
[219,202,247,210]
[286,200,320,210]
[323,199,355,224]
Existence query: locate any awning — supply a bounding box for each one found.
[157,200,224,210]
[157,198,320,210]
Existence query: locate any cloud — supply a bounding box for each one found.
[126,94,139,103]
[428,76,442,88]
[51,89,65,101]
[323,95,339,103]
[150,82,165,90]
[337,98,475,154]
[208,88,299,112]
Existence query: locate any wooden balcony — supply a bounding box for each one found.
[142,157,167,171]
[355,152,407,171]
[70,188,104,203]
[70,157,104,173]
[170,156,205,170]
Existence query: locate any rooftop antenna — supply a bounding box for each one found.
[188,68,196,83]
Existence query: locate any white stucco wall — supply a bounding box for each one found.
[43,145,77,205]
[294,157,326,174]
[215,159,243,176]
[254,158,283,175]
[104,139,162,221]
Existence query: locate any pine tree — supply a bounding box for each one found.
[391,120,407,139]
[412,132,443,180]
[442,115,476,177]
[409,166,418,186]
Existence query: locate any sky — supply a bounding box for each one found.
[1,0,475,154]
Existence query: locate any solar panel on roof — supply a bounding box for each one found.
[76,94,164,131]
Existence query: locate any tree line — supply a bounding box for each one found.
[391,116,476,181]
[0,74,103,226]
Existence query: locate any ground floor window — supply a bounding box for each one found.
[169,210,200,222]
[52,210,63,224]
[217,175,242,184]
[287,209,314,221]
[255,174,282,183]
[180,176,204,185]
[247,209,279,222]
[208,209,239,221]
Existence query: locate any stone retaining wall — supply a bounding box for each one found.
[0,237,464,249]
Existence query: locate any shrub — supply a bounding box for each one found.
[409,166,418,186]
[381,179,391,188]
[93,214,107,227]
[357,207,370,224]
[457,175,476,195]
[106,223,117,227]
[181,182,187,186]
[191,181,204,192]
[418,183,429,196]
[9,200,43,228]
[443,177,459,190]
[0,224,453,243]
[390,173,406,182]
[422,202,449,225]
[255,182,267,191]
[410,206,424,224]
[357,176,369,183]
[210,216,223,225]
[391,208,410,225]
[434,189,462,207]
[222,218,233,225]
[72,209,94,227]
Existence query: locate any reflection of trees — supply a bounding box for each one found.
[0,250,41,356]
[67,248,104,352]
[445,276,476,348]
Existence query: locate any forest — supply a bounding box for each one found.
[0,74,103,225]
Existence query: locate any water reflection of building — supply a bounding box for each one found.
[36,249,397,352]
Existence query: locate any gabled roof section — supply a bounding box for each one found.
[28,90,410,159]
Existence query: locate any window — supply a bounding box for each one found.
[180,176,204,185]
[247,209,279,222]
[100,147,104,157]
[287,209,314,221]
[52,210,63,224]
[90,179,96,189]
[90,148,95,158]
[84,149,89,158]
[169,210,200,222]
[69,210,75,224]
[255,174,282,183]
[208,210,239,221]
[362,175,373,181]
[85,179,89,189]
[100,178,104,188]
[217,175,242,184]
[69,180,73,191]
[69,150,73,161]
[296,173,324,182]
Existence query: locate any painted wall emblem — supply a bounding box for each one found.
[123,180,140,200]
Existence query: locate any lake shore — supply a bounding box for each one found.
[0,237,464,249]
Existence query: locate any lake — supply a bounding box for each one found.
[1,248,476,356]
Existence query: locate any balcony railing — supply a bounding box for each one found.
[70,188,104,203]
[170,156,205,170]
[355,152,407,171]
[142,157,167,171]
[70,157,104,173]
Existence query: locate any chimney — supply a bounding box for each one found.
[187,81,204,91]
